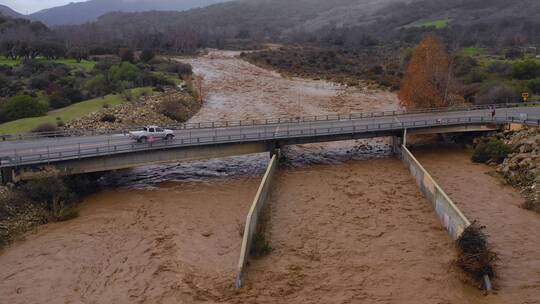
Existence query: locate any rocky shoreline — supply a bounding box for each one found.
[65,87,201,130]
[493,127,540,212]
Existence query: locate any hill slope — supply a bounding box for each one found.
[0,5,24,18]
[29,0,230,26]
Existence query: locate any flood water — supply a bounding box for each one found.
[1,50,536,304]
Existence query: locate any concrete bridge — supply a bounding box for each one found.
[1,103,539,183]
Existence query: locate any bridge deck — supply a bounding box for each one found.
[0,104,539,170]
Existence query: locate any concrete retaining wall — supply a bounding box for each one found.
[399,145,471,240]
[235,154,278,288]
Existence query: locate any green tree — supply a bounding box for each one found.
[84,74,108,98]
[109,62,140,84]
[0,95,47,122]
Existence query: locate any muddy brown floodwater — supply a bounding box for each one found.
[414,147,540,304]
[0,50,532,303]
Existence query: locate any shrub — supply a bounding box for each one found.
[527,78,540,94]
[100,113,116,123]
[48,92,71,109]
[84,74,108,98]
[62,87,85,103]
[0,95,47,122]
[159,97,189,122]
[28,74,51,90]
[31,123,58,134]
[486,62,513,78]
[17,175,100,222]
[464,69,488,84]
[140,49,155,62]
[161,62,193,77]
[512,60,540,80]
[475,84,519,105]
[453,55,479,78]
[18,177,77,222]
[118,48,134,63]
[110,62,141,84]
[472,139,512,164]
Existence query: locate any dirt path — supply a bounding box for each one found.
[239,160,484,303]
[414,147,540,304]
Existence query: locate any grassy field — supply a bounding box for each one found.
[0,57,96,70]
[0,87,152,135]
[404,19,451,29]
[462,47,486,56]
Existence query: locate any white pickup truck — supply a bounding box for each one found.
[129,126,175,143]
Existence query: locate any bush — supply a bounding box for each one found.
[17,175,100,222]
[453,55,478,78]
[472,139,512,164]
[140,49,155,62]
[527,78,540,94]
[28,74,51,90]
[48,92,71,109]
[464,69,488,84]
[160,62,193,77]
[0,95,48,122]
[110,62,141,84]
[512,60,540,80]
[84,74,108,97]
[475,84,519,105]
[18,177,77,222]
[118,48,135,63]
[100,113,116,123]
[159,97,190,122]
[31,123,58,134]
[486,62,513,78]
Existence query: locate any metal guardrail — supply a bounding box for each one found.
[2,115,538,168]
[1,102,539,142]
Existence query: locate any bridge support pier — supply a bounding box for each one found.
[1,168,14,185]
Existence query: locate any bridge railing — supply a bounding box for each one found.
[1,102,538,142]
[2,115,538,168]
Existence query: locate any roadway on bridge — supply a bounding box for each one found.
[1,105,539,166]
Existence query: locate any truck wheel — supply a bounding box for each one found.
[166,134,174,140]
[139,137,148,143]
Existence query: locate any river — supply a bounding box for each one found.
[0,50,536,304]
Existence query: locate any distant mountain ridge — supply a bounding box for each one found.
[24,0,230,26]
[0,4,24,18]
